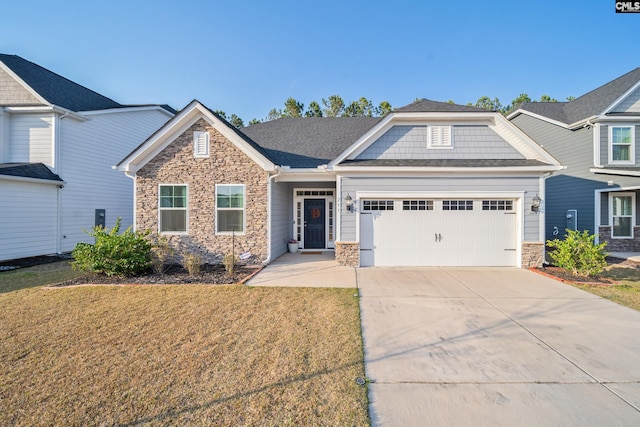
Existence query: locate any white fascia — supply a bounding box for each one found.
[590,168,640,177]
[507,109,569,129]
[600,81,640,115]
[4,105,88,121]
[332,165,563,174]
[81,105,174,118]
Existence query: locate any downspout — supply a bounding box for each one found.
[263,166,281,265]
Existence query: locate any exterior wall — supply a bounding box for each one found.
[522,242,544,268]
[339,175,542,242]
[0,66,43,105]
[136,118,269,264]
[8,113,54,165]
[57,108,171,252]
[270,180,290,261]
[0,180,58,261]
[356,125,524,160]
[335,241,359,267]
[599,124,640,166]
[599,226,640,251]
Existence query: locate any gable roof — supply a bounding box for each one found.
[0,54,175,114]
[117,100,275,173]
[395,98,490,113]
[511,67,640,127]
[0,163,63,184]
[241,117,381,168]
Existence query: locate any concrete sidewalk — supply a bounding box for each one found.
[358,267,640,426]
[246,251,357,288]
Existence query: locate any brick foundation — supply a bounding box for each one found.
[521,242,544,268]
[599,226,640,252]
[335,241,359,267]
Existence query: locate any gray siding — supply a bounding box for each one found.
[339,175,541,242]
[599,125,640,165]
[356,125,524,160]
[511,114,640,240]
[269,180,290,260]
[612,86,640,113]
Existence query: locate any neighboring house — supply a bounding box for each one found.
[0,54,174,261]
[118,98,561,268]
[508,68,640,251]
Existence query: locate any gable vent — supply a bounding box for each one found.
[428,125,452,148]
[193,131,210,158]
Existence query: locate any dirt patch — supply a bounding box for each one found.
[52,263,262,287]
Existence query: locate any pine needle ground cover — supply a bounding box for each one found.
[0,278,368,426]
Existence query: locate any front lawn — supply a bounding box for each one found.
[571,264,640,311]
[0,269,368,426]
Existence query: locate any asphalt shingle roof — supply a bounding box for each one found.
[517,67,640,125]
[240,117,382,167]
[0,54,122,111]
[395,98,490,113]
[0,163,63,182]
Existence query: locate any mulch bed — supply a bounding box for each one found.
[530,256,640,286]
[53,264,262,287]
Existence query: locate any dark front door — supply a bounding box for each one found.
[304,199,325,249]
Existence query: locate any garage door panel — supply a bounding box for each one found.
[373,210,440,266]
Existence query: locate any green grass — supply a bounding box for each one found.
[0,261,85,293]
[0,267,369,426]
[571,265,640,311]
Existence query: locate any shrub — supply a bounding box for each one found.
[547,229,608,277]
[182,252,202,276]
[223,252,238,276]
[72,218,152,277]
[149,235,174,275]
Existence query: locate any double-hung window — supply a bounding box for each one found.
[611,192,634,238]
[159,185,187,233]
[216,184,245,233]
[609,126,635,164]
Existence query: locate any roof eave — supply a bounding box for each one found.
[332,165,563,173]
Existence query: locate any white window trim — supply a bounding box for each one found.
[427,125,453,149]
[158,184,189,235]
[608,125,635,165]
[193,131,210,158]
[610,191,635,239]
[215,184,246,235]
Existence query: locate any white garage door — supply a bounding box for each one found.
[360,199,517,267]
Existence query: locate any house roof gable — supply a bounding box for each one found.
[0,163,64,184]
[511,67,640,127]
[117,100,275,173]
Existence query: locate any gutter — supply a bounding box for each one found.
[263,166,282,265]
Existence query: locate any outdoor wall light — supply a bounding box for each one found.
[531,194,542,213]
[345,194,354,212]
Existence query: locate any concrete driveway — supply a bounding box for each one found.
[358,267,640,426]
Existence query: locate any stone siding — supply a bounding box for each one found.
[599,226,640,252]
[521,242,544,268]
[335,241,359,267]
[136,118,269,264]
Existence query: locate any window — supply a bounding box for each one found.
[611,193,634,238]
[402,200,434,211]
[216,184,245,233]
[194,131,210,158]
[427,125,452,149]
[442,200,473,211]
[362,200,394,211]
[482,200,514,211]
[159,185,187,233]
[609,126,635,164]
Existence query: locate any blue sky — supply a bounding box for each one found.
[1,0,638,122]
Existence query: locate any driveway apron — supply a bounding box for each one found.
[357,267,640,426]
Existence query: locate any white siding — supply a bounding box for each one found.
[0,180,58,261]
[8,114,53,165]
[339,175,541,242]
[58,109,171,252]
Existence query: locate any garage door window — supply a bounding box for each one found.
[363,200,394,211]
[442,200,473,211]
[402,200,433,211]
[482,200,513,211]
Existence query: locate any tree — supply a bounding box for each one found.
[248,118,262,126]
[475,96,502,111]
[229,114,244,129]
[322,95,345,117]
[566,96,576,102]
[377,101,393,116]
[344,97,376,117]
[305,100,323,117]
[282,97,304,118]
[213,110,228,120]
[539,94,558,102]
[266,108,282,121]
